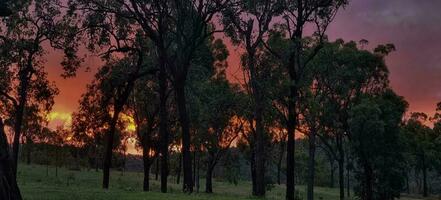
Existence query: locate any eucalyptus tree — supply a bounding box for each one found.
[198,79,243,193]
[308,39,393,199]
[69,0,230,192]
[129,76,160,191]
[348,90,408,200]
[258,1,348,199]
[403,112,439,197]
[72,51,157,189]
[0,0,77,176]
[221,0,284,195]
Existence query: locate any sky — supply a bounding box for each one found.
[46,0,441,127]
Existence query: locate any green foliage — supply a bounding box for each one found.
[348,90,408,200]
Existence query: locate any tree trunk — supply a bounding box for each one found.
[102,73,135,189]
[159,62,169,193]
[205,165,213,193]
[307,131,316,200]
[422,155,428,197]
[286,87,297,200]
[338,158,345,200]
[155,157,159,181]
[177,153,182,184]
[246,50,266,197]
[142,148,151,191]
[363,164,373,200]
[347,164,350,197]
[277,141,285,185]
[406,173,410,194]
[193,150,196,187]
[175,83,193,193]
[196,152,201,193]
[0,117,23,200]
[95,145,99,172]
[250,148,257,195]
[12,68,31,176]
[102,110,119,189]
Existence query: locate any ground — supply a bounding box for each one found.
[17,164,433,200]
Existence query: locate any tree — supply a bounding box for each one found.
[0,0,76,176]
[222,0,283,195]
[306,39,392,200]
[0,117,22,200]
[348,90,408,200]
[197,79,242,193]
[403,112,439,197]
[129,76,160,191]
[262,1,348,199]
[68,0,230,192]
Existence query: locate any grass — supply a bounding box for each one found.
[17,164,433,200]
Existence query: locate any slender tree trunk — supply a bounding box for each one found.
[307,131,316,200]
[12,69,31,176]
[338,158,345,200]
[246,51,266,197]
[406,173,410,194]
[155,157,159,181]
[102,111,119,189]
[205,165,213,193]
[159,61,169,193]
[142,147,151,191]
[102,74,135,189]
[196,152,200,193]
[277,140,285,185]
[363,164,373,200]
[177,153,182,184]
[422,155,428,197]
[95,145,99,172]
[175,83,193,193]
[347,165,350,197]
[193,150,196,187]
[286,88,297,200]
[250,143,257,195]
[0,117,23,200]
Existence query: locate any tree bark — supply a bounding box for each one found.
[12,68,32,176]
[363,163,373,200]
[250,145,257,195]
[102,112,118,189]
[277,141,285,185]
[142,147,151,191]
[338,158,345,200]
[177,153,182,184]
[196,151,200,193]
[286,87,297,200]
[155,157,159,181]
[422,154,428,197]
[175,83,193,193]
[245,50,265,197]
[102,69,136,189]
[205,165,213,193]
[347,164,350,197]
[307,131,316,200]
[159,60,169,193]
[0,117,23,200]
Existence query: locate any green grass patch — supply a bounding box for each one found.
[17,164,430,200]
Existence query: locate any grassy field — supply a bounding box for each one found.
[17,164,433,200]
